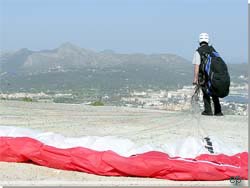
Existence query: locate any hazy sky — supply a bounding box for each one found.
[0,0,248,62]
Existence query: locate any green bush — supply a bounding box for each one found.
[91,101,104,106]
[53,97,75,103]
[22,97,33,102]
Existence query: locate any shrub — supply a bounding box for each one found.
[22,97,33,102]
[91,101,104,106]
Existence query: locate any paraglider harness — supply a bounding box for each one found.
[197,45,230,98]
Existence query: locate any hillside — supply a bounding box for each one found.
[0,43,247,93]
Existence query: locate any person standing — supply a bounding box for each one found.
[192,33,223,116]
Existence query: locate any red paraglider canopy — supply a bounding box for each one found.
[0,126,248,181]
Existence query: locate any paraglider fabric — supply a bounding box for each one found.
[0,126,248,181]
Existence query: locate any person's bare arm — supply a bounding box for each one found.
[192,51,200,85]
[193,64,199,84]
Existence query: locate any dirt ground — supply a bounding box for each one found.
[0,101,248,187]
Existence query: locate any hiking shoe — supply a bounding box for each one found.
[201,111,213,116]
[215,112,224,116]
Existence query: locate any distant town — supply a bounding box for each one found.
[0,82,247,116]
[120,83,248,116]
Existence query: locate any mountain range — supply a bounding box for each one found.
[0,43,247,93]
[0,42,188,73]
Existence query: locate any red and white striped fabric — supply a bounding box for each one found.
[0,126,248,180]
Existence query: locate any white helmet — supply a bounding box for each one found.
[199,33,209,44]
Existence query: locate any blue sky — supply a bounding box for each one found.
[0,0,248,62]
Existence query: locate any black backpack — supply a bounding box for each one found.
[197,45,230,98]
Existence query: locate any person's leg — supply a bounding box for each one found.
[212,96,223,116]
[202,90,212,115]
